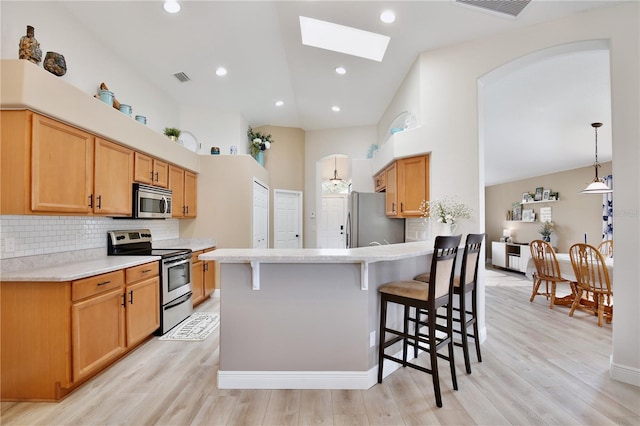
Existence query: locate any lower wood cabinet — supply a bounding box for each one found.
[192,247,216,307]
[1,262,160,401]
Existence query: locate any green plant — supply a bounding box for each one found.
[419,196,472,225]
[163,127,181,138]
[247,126,273,156]
[539,221,554,237]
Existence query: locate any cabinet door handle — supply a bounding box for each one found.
[155,171,159,182]
[97,195,102,209]
[88,194,93,208]
[121,294,126,308]
[203,263,208,272]
[400,202,403,212]
[142,269,152,273]
[129,289,134,305]
[97,280,110,286]
[150,171,154,181]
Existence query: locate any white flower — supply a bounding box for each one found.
[253,138,262,144]
[263,141,271,150]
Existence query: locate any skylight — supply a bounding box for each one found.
[299,16,390,62]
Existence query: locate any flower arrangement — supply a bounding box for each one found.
[538,221,554,238]
[419,196,472,225]
[247,126,273,157]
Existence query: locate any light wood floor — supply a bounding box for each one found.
[2,268,639,425]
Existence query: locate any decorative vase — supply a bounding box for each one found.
[168,135,178,142]
[19,25,42,65]
[43,51,66,76]
[543,235,551,243]
[254,150,265,166]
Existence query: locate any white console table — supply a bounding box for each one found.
[492,241,531,273]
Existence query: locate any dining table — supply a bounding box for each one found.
[525,252,614,306]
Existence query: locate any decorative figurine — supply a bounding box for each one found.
[43,52,66,76]
[19,25,42,65]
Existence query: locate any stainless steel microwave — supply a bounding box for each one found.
[132,183,172,219]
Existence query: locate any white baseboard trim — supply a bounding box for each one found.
[212,289,220,298]
[610,355,640,387]
[218,348,418,390]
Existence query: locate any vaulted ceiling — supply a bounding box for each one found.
[59,1,618,185]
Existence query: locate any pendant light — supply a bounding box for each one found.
[581,122,612,194]
[330,156,343,185]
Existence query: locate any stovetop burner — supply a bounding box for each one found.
[107,229,191,258]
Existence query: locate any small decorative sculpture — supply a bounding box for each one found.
[19,25,42,65]
[44,52,67,76]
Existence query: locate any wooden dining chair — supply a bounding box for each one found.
[377,235,461,408]
[529,240,575,309]
[597,240,613,258]
[568,243,613,326]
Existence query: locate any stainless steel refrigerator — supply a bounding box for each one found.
[346,192,405,248]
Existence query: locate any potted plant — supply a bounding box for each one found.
[163,127,181,142]
[538,221,554,242]
[247,126,274,166]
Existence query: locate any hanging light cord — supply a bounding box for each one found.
[592,122,603,181]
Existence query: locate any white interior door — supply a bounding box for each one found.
[318,195,347,249]
[252,179,269,248]
[274,190,303,248]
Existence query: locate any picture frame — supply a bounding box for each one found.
[522,209,534,222]
[542,189,551,201]
[512,204,522,221]
[534,187,544,201]
[521,192,533,203]
[549,191,559,201]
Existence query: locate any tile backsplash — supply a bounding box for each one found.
[0,215,180,260]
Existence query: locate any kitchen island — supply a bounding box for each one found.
[199,242,437,390]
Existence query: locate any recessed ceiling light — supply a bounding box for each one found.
[332,106,341,112]
[300,16,390,62]
[215,67,227,77]
[275,100,284,107]
[335,66,347,75]
[163,1,181,14]
[380,10,396,24]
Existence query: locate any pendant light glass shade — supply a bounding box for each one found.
[581,122,612,194]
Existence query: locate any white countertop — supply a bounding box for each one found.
[0,255,160,282]
[199,241,435,263]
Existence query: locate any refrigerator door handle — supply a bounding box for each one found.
[346,212,351,248]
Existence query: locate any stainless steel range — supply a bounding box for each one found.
[107,229,193,335]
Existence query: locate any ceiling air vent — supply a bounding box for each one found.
[173,72,190,82]
[456,0,531,18]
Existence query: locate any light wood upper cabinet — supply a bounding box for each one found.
[383,154,430,218]
[385,162,398,216]
[184,170,197,218]
[168,165,185,218]
[134,153,168,188]
[1,110,195,219]
[374,170,386,193]
[169,166,197,218]
[31,113,94,214]
[397,155,430,217]
[94,138,133,216]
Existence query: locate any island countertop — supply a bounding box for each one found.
[199,240,435,263]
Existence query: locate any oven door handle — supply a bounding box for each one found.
[164,292,192,310]
[164,256,191,267]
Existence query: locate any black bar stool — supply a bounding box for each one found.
[377,235,461,408]
[415,233,484,374]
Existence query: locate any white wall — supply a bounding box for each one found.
[0,1,179,134]
[179,106,248,156]
[381,2,638,385]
